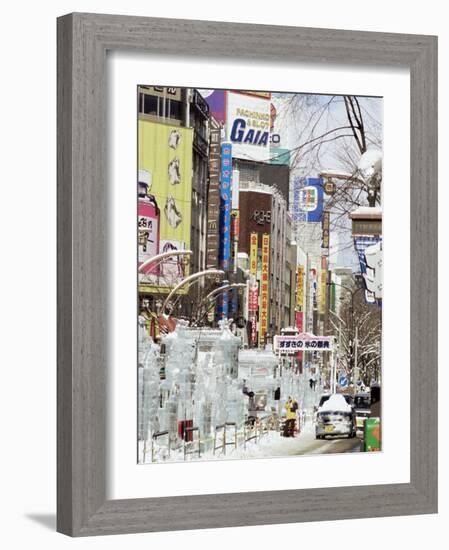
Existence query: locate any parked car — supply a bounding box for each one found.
[354,392,371,429]
[315,393,357,439]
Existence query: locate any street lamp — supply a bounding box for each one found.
[159,269,225,316]
[138,250,192,275]
[195,283,247,325]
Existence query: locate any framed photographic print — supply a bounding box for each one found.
[57,13,437,536]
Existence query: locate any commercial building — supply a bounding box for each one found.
[138,87,210,327]
[238,182,294,345]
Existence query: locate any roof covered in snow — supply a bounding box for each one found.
[318,394,352,413]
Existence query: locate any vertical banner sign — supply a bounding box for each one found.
[295,311,304,332]
[248,282,259,312]
[310,268,318,334]
[251,315,257,346]
[322,210,330,249]
[219,142,232,270]
[231,209,240,273]
[259,234,270,347]
[320,256,327,315]
[206,125,221,269]
[296,266,304,309]
[231,169,240,274]
[217,142,232,319]
[249,232,258,276]
[295,310,304,362]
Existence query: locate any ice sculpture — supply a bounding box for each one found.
[138,336,161,445]
[161,320,197,447]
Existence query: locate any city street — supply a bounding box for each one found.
[137,86,382,463]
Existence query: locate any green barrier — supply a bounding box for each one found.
[364,417,381,452]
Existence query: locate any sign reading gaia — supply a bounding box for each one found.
[227,91,271,161]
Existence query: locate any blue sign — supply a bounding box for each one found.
[339,375,348,388]
[292,177,324,222]
[217,143,233,319]
[354,235,382,305]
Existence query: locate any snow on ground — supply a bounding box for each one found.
[139,382,328,464]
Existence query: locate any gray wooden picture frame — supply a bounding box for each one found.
[57,12,438,537]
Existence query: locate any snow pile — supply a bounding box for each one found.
[318,394,351,413]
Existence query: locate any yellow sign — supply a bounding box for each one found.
[138,120,193,293]
[259,234,270,347]
[249,232,258,276]
[296,266,304,309]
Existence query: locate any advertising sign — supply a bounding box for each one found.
[248,280,259,312]
[354,235,382,305]
[296,266,304,309]
[238,90,271,99]
[199,89,226,125]
[320,256,327,315]
[249,232,258,276]
[295,311,303,332]
[219,142,232,272]
[138,120,193,293]
[259,234,270,347]
[250,315,257,346]
[227,91,271,161]
[270,147,290,165]
[231,209,240,239]
[322,210,330,248]
[206,124,221,269]
[298,177,324,222]
[274,335,334,353]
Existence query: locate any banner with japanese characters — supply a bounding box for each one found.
[259,234,270,347]
[274,335,334,353]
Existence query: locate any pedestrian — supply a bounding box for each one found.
[283,397,297,437]
[247,391,257,427]
[309,377,314,390]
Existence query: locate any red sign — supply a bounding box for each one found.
[295,311,303,332]
[251,315,257,345]
[249,283,259,311]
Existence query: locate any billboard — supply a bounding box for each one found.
[138,120,193,292]
[199,89,226,125]
[259,234,270,346]
[298,178,324,222]
[227,91,271,162]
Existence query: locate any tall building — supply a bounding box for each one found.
[238,182,292,344]
[137,87,210,326]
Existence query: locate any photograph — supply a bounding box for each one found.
[137,87,383,463]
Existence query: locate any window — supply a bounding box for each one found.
[168,99,182,120]
[143,94,159,115]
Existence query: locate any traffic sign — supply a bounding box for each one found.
[339,376,348,388]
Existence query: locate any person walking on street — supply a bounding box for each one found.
[283,397,297,437]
